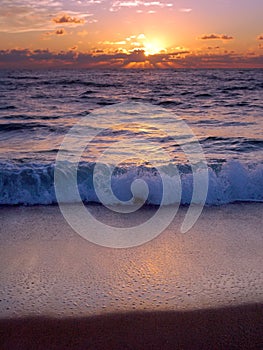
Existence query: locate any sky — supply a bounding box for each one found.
[0,0,262,68]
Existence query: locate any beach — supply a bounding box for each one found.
[0,203,262,349]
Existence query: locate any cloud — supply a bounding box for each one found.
[82,0,102,3]
[55,28,66,35]
[100,40,127,45]
[0,1,91,33]
[257,34,263,40]
[200,34,233,40]
[137,33,146,40]
[1,48,262,69]
[0,0,63,33]
[99,33,147,50]
[176,53,263,68]
[207,46,220,50]
[42,28,67,38]
[221,35,234,40]
[110,0,173,11]
[0,49,78,67]
[52,14,85,24]
[0,0,63,8]
[179,8,192,13]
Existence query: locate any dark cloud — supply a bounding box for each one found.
[0,49,76,66]
[221,35,233,40]
[43,28,67,37]
[55,28,66,35]
[92,49,104,53]
[257,34,263,40]
[53,14,84,24]
[200,34,233,40]
[126,50,146,62]
[175,53,263,68]
[0,49,31,63]
[0,49,262,68]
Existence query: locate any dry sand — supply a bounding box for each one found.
[0,203,262,349]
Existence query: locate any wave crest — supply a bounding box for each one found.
[0,161,262,205]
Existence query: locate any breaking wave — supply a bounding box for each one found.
[0,160,262,206]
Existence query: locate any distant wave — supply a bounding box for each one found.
[43,80,121,88]
[0,122,66,132]
[0,160,262,205]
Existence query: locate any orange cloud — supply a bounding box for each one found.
[200,34,233,40]
[257,34,263,40]
[53,14,84,24]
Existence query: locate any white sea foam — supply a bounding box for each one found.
[0,160,262,205]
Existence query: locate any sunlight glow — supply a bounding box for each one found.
[143,39,166,56]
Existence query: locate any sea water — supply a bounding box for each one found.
[0,68,262,205]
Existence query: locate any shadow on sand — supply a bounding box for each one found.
[0,303,262,349]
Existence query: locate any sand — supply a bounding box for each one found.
[1,304,262,349]
[0,203,262,348]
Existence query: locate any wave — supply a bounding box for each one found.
[194,93,213,98]
[221,86,252,92]
[0,160,262,206]
[0,105,16,110]
[0,122,68,133]
[42,79,121,88]
[157,100,182,107]
[0,122,47,131]
[200,137,263,148]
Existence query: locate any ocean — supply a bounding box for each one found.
[0,68,262,206]
[1,68,263,328]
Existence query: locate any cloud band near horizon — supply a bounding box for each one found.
[0,48,262,69]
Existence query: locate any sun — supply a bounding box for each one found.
[143,39,166,56]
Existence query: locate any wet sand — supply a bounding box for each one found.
[0,203,262,348]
